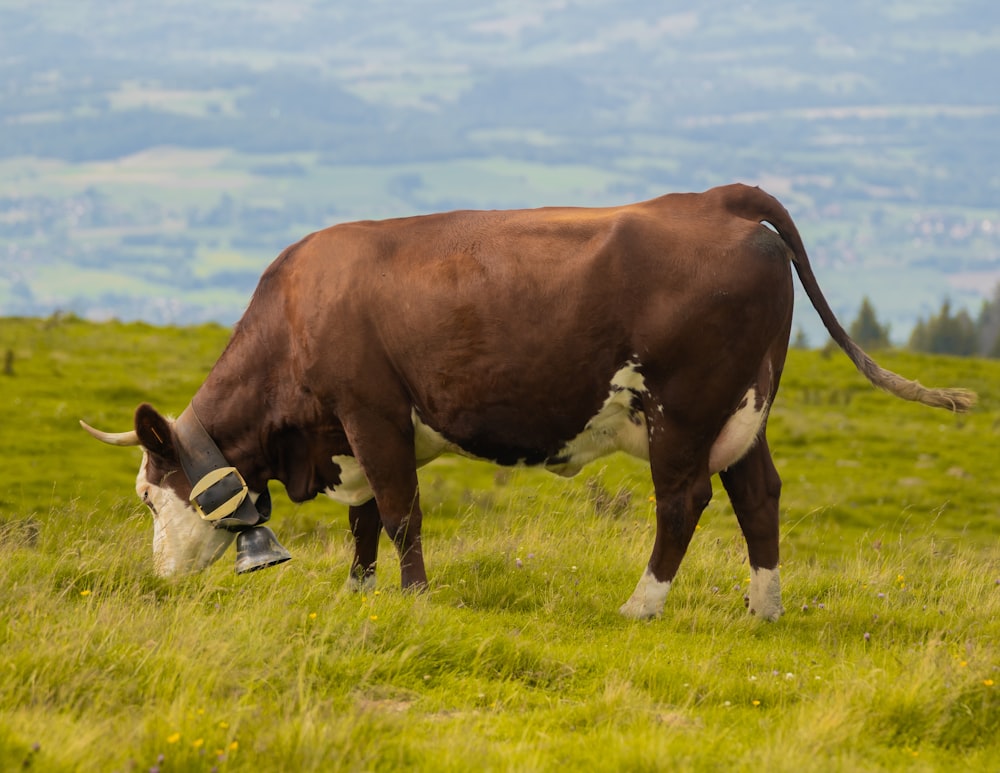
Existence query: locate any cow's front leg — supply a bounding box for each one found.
[621,471,713,619]
[383,492,427,591]
[343,413,428,590]
[371,493,426,591]
[720,435,783,621]
[348,498,382,591]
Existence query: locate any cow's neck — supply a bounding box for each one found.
[189,322,339,503]
[189,376,272,495]
[185,315,279,490]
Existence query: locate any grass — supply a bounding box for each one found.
[1,315,998,771]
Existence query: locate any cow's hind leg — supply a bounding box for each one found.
[719,435,783,621]
[348,498,383,591]
[621,411,714,618]
[620,471,713,619]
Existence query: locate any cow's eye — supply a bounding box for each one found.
[141,489,158,515]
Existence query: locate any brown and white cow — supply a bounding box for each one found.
[81,184,974,621]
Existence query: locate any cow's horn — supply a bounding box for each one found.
[79,420,140,446]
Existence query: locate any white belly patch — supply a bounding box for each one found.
[543,361,650,477]
[325,413,464,506]
[707,388,768,473]
[327,454,374,506]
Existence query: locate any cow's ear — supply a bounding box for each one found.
[134,403,178,463]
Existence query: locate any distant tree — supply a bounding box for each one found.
[848,297,891,350]
[975,283,1000,358]
[908,299,978,356]
[790,327,810,350]
[909,318,928,351]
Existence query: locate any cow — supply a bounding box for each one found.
[80,184,975,621]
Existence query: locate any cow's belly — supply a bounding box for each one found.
[324,364,766,506]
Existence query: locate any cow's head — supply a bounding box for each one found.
[81,404,236,576]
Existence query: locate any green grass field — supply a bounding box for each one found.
[1,316,997,771]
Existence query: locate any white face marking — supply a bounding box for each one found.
[137,453,235,577]
[619,566,672,619]
[708,388,768,473]
[546,361,650,477]
[747,566,783,621]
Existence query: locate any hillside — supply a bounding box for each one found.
[1,1,999,342]
[1,318,998,772]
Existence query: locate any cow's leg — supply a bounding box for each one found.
[379,481,427,591]
[342,416,428,590]
[719,435,783,621]
[621,410,714,619]
[620,471,713,619]
[348,498,382,591]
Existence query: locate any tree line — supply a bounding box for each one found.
[807,284,1000,357]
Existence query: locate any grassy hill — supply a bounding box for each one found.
[0,316,997,770]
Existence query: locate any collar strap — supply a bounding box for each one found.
[175,405,266,531]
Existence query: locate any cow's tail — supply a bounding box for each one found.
[721,183,976,413]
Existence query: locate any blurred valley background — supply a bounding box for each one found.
[1,0,998,346]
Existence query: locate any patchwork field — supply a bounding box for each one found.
[0,316,997,771]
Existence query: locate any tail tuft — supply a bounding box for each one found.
[846,339,976,413]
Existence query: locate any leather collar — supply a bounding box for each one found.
[174,405,268,530]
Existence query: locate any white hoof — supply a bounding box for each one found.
[619,567,671,619]
[747,566,783,621]
[348,572,377,593]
